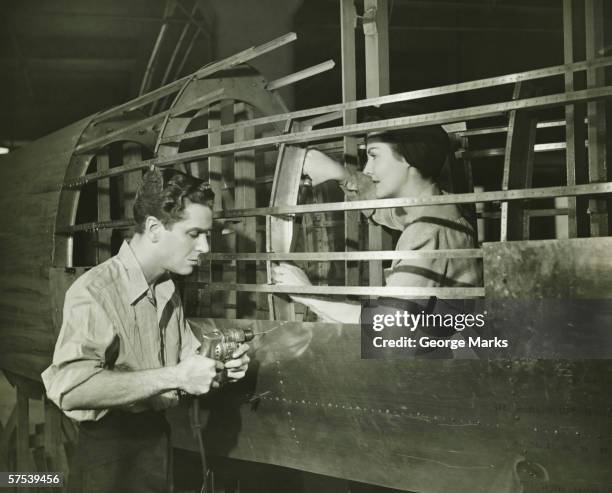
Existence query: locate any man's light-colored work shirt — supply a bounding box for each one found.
[42,241,200,422]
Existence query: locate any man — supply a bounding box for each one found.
[42,169,250,492]
[273,111,481,346]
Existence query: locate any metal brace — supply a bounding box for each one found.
[362,6,378,36]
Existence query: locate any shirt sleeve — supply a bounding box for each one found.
[384,224,446,289]
[41,285,116,422]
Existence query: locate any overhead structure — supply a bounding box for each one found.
[0,1,611,491]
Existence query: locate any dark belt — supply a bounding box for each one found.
[68,410,171,493]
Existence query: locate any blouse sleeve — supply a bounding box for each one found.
[384,223,446,289]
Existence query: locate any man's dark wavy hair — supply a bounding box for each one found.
[133,168,215,233]
[362,104,450,180]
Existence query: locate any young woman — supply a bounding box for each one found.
[272,118,481,325]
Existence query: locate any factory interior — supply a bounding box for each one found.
[0,1,611,492]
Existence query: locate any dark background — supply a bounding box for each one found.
[0,0,593,143]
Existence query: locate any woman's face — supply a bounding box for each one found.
[363,140,411,199]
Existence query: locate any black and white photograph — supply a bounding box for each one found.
[0,1,611,492]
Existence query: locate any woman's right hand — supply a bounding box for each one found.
[303,149,349,186]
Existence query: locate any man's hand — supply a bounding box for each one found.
[303,149,348,186]
[271,263,312,287]
[224,343,250,382]
[174,354,223,395]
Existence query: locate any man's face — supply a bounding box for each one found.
[158,202,212,275]
[363,140,411,199]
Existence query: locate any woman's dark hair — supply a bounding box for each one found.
[133,168,215,233]
[363,104,450,180]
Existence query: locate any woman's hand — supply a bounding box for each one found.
[303,149,348,186]
[271,263,312,287]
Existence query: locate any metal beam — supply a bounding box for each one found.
[266,120,310,321]
[563,0,589,239]
[92,32,297,123]
[174,0,212,37]
[455,119,571,137]
[459,142,569,159]
[139,0,176,96]
[172,25,200,82]
[65,85,612,188]
[96,149,111,263]
[76,88,224,154]
[55,182,612,234]
[150,2,198,114]
[341,0,360,287]
[188,283,484,298]
[203,250,483,261]
[159,56,612,145]
[500,82,538,241]
[363,0,391,289]
[215,183,612,219]
[265,60,336,91]
[383,0,561,14]
[585,0,609,236]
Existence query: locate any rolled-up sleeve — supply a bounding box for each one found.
[42,286,116,421]
[385,226,445,289]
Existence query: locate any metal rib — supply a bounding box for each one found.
[64,85,612,188]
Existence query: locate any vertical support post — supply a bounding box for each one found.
[139,0,176,97]
[267,120,308,321]
[449,132,478,240]
[585,0,609,236]
[500,82,538,241]
[363,0,390,96]
[234,102,257,318]
[151,1,198,115]
[208,103,224,318]
[563,0,590,238]
[340,0,361,286]
[96,148,112,262]
[256,140,272,319]
[363,0,391,285]
[186,159,208,317]
[221,102,237,319]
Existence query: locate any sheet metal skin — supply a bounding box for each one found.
[0,105,159,380]
[481,237,612,356]
[168,317,612,493]
[0,117,94,379]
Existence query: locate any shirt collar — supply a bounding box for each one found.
[390,183,465,229]
[116,241,175,305]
